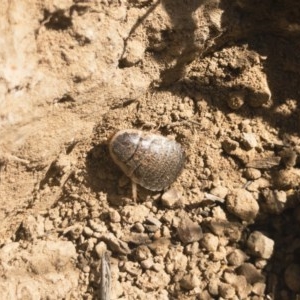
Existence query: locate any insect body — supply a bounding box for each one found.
[109,129,185,194]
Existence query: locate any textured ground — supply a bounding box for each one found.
[0,0,300,299]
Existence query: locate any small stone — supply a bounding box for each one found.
[124,261,141,276]
[201,233,219,252]
[82,265,90,273]
[210,186,228,199]
[226,188,259,222]
[121,205,150,224]
[241,133,257,150]
[134,245,152,261]
[227,249,248,266]
[244,168,261,180]
[109,210,121,223]
[218,282,236,299]
[120,40,145,67]
[101,233,131,255]
[83,226,93,237]
[227,91,245,110]
[279,148,297,168]
[148,238,171,257]
[262,189,287,214]
[95,241,107,258]
[222,138,239,154]
[223,272,250,299]
[284,264,300,292]
[252,282,266,295]
[140,258,154,269]
[177,216,203,244]
[180,274,201,290]
[275,168,300,189]
[247,231,274,259]
[133,222,145,233]
[161,187,182,208]
[63,224,83,240]
[152,263,164,272]
[236,263,265,284]
[208,219,243,241]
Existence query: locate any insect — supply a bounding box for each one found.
[109,129,185,200]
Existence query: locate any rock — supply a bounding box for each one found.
[261,189,287,214]
[284,264,300,292]
[227,249,249,266]
[109,209,121,223]
[140,258,154,270]
[136,270,170,292]
[222,138,239,154]
[124,261,142,276]
[226,188,259,222]
[218,282,236,299]
[120,205,150,224]
[148,238,171,257]
[227,91,245,110]
[95,241,107,258]
[101,233,131,255]
[83,226,94,237]
[279,148,297,168]
[16,214,44,240]
[275,168,300,189]
[241,133,257,150]
[208,219,243,241]
[134,245,152,261]
[120,40,145,67]
[165,246,187,273]
[210,186,228,199]
[180,274,201,290]
[236,263,265,284]
[200,233,219,252]
[177,216,203,244]
[247,231,274,259]
[244,168,261,180]
[252,282,266,295]
[223,272,251,299]
[161,187,182,208]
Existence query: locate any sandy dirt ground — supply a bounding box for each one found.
[0,0,300,299]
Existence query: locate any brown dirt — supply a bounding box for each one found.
[0,0,300,299]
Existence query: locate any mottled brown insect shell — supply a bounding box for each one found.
[109,129,185,191]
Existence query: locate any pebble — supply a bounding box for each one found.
[247,231,274,259]
[83,226,93,237]
[227,91,245,110]
[180,274,201,290]
[218,282,236,299]
[222,138,239,154]
[177,216,203,244]
[226,188,259,222]
[236,263,265,284]
[140,258,154,270]
[210,186,228,199]
[120,40,145,67]
[284,264,300,292]
[208,219,243,242]
[244,168,261,180]
[252,282,266,295]
[161,187,182,208]
[124,261,141,276]
[134,245,152,261]
[241,133,257,150]
[201,233,219,252]
[121,205,150,224]
[94,241,107,258]
[262,189,287,214]
[227,249,249,266]
[109,210,121,223]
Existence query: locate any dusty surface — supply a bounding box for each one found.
[0,0,300,299]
